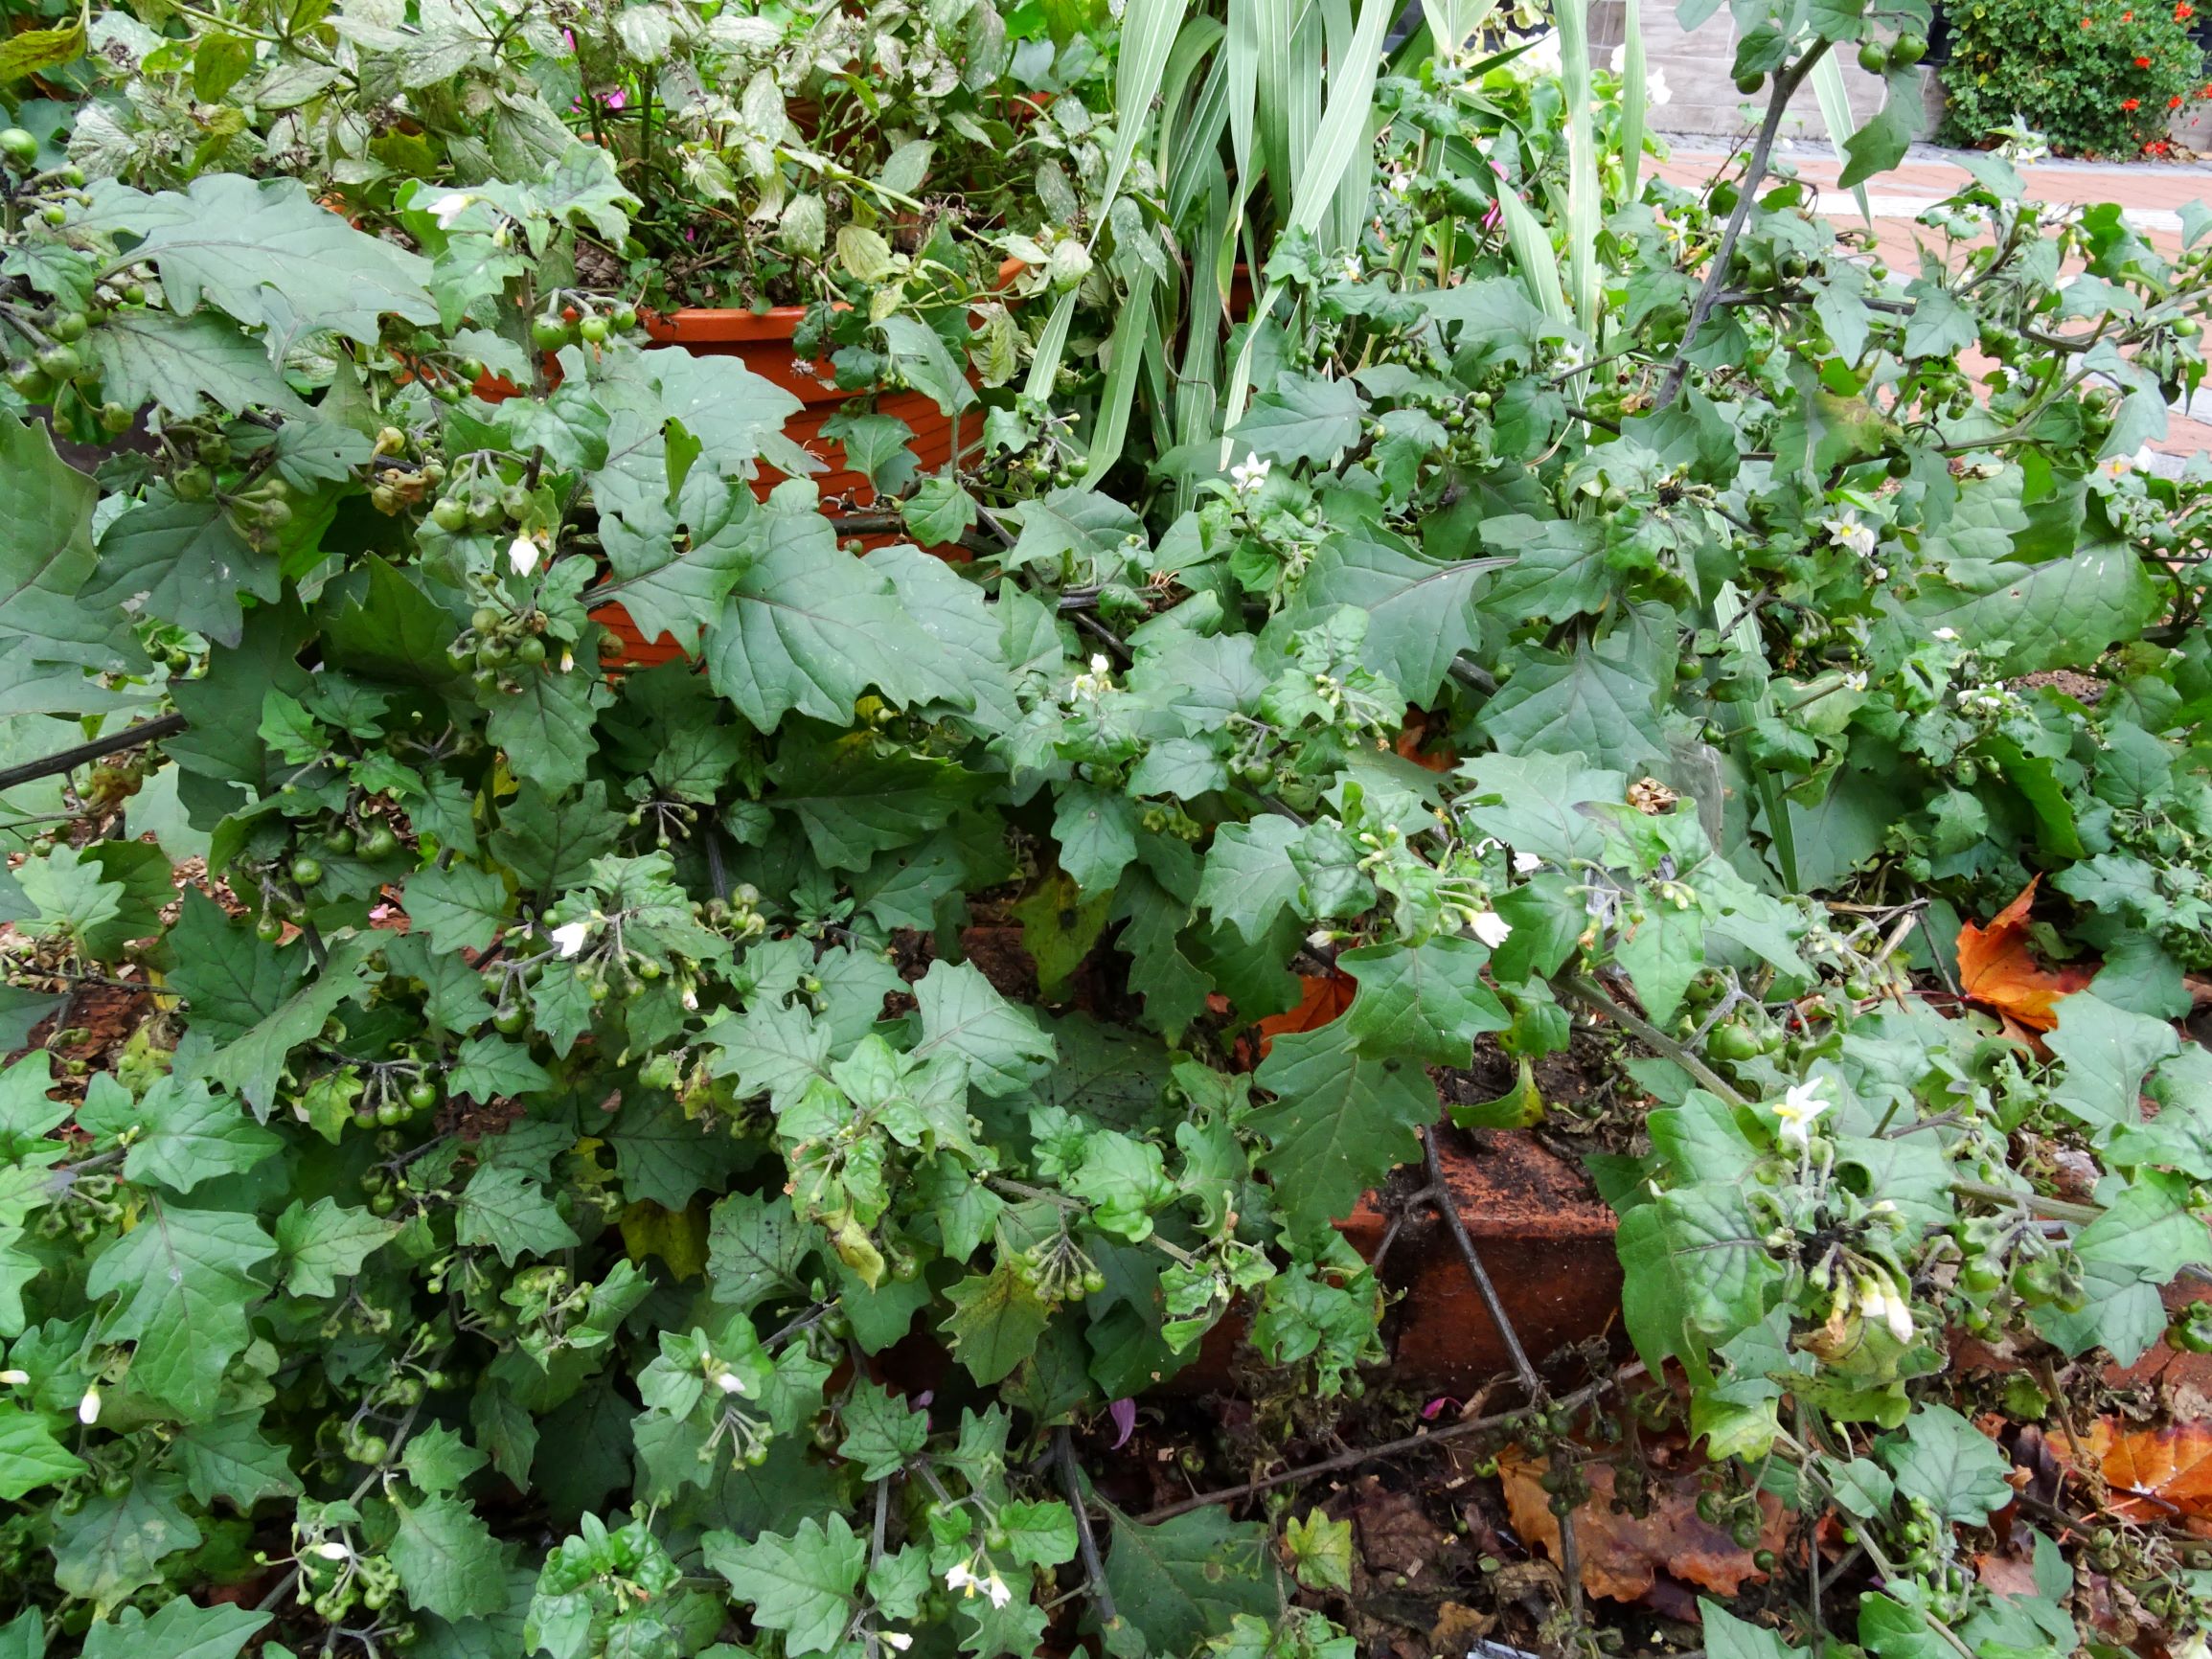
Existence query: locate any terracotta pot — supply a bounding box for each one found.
[594,258,1026,666]
[1170,1127,1624,1393]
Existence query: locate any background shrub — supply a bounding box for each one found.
[1940,0,2207,154]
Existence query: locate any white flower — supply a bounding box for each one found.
[1229,454,1272,497]
[884,1637,915,1653]
[1821,509,1878,558]
[1857,1272,1916,1344]
[1511,29,1561,78]
[508,535,540,577]
[946,1562,980,1596]
[0,1370,26,1387]
[1088,653,1109,675]
[2106,445,2156,476]
[1843,670,1868,693]
[1469,909,1514,948]
[716,1371,748,1396]
[551,920,592,958]
[1512,852,1543,874]
[1647,65,1673,105]
[1340,255,1362,283]
[1387,167,1414,197]
[313,1540,352,1561]
[1931,626,1959,642]
[559,648,575,673]
[77,1388,100,1426]
[984,1572,1013,1609]
[1770,1079,1829,1150]
[422,191,477,229]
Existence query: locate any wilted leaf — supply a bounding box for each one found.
[1497,1446,1785,1602]
[1255,971,1356,1057]
[1955,877,2093,1033]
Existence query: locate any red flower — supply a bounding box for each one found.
[2123,96,2142,108]
[2178,4,2195,18]
[2123,10,2133,19]
[2173,93,2187,105]
[2136,53,2154,64]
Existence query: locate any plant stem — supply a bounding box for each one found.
[1140,1369,1639,1523]
[0,713,189,794]
[1564,974,1749,1105]
[1054,1428,1117,1625]
[1654,43,1834,409]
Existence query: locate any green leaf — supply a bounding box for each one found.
[768,729,984,871]
[80,1599,269,1659]
[1249,1022,1435,1237]
[1055,784,1140,898]
[999,1499,1079,1568]
[51,1470,201,1612]
[1901,541,2158,676]
[1478,641,1669,778]
[706,1192,817,1312]
[85,1200,275,1419]
[608,1092,749,1210]
[490,779,624,895]
[402,1422,490,1496]
[943,1262,1052,1385]
[912,960,1056,1097]
[2046,992,2178,1134]
[903,474,979,548]
[1287,529,1504,701]
[1699,1600,1807,1659]
[174,1411,303,1509]
[1232,374,1365,463]
[705,496,960,729]
[486,669,613,796]
[1881,1404,2013,1525]
[1338,938,1510,1067]
[391,1493,508,1622]
[456,1165,582,1266]
[1836,66,1919,189]
[0,12,84,83]
[1007,489,1146,572]
[837,1378,930,1478]
[124,1075,281,1194]
[403,864,511,954]
[1196,817,1307,943]
[202,933,376,1118]
[87,495,275,650]
[0,1404,86,1501]
[703,1513,866,1657]
[450,1033,555,1104]
[84,173,436,345]
[88,309,309,419]
[0,416,99,651]
[1103,1506,1280,1658]
[1614,1183,1778,1387]
[273,1196,399,1298]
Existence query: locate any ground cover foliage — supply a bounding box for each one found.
[2,0,2212,1656]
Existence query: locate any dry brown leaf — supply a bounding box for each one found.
[1255,970,1357,1057]
[1353,1477,1453,1578]
[2062,1418,2212,1524]
[1956,876,2094,1033]
[1497,1447,1786,1602]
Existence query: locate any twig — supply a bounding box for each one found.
[1654,43,1833,410]
[1565,975,1749,1106]
[1071,611,1131,666]
[1140,1371,1637,1522]
[1423,1126,1540,1396]
[0,713,189,794]
[1055,1427,1117,1625]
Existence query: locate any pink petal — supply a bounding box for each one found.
[1421,1396,1459,1420]
[1108,1398,1136,1448]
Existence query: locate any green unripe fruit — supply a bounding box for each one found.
[470,606,503,634]
[1734,70,1764,94]
[0,128,37,169]
[323,826,356,854]
[493,1004,529,1034]
[359,825,400,860]
[613,306,639,330]
[2176,318,2202,340]
[531,315,571,351]
[99,401,132,434]
[578,314,611,344]
[290,854,324,886]
[49,311,87,343]
[172,466,214,502]
[258,498,293,530]
[405,1080,438,1112]
[6,361,51,399]
[1857,39,1888,73]
[34,343,80,380]
[467,496,503,532]
[256,912,285,943]
[376,1100,407,1126]
[1889,31,1927,64]
[431,497,470,532]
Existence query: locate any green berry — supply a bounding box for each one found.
[0,128,36,169]
[432,497,470,532]
[290,854,324,886]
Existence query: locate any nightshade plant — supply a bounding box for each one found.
[1,0,2212,1656]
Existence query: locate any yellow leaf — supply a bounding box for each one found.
[619,1198,709,1282]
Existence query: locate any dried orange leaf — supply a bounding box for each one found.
[1497,1447,1786,1602]
[2063,1418,2212,1523]
[1255,971,1356,1057]
[1955,876,2093,1033]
